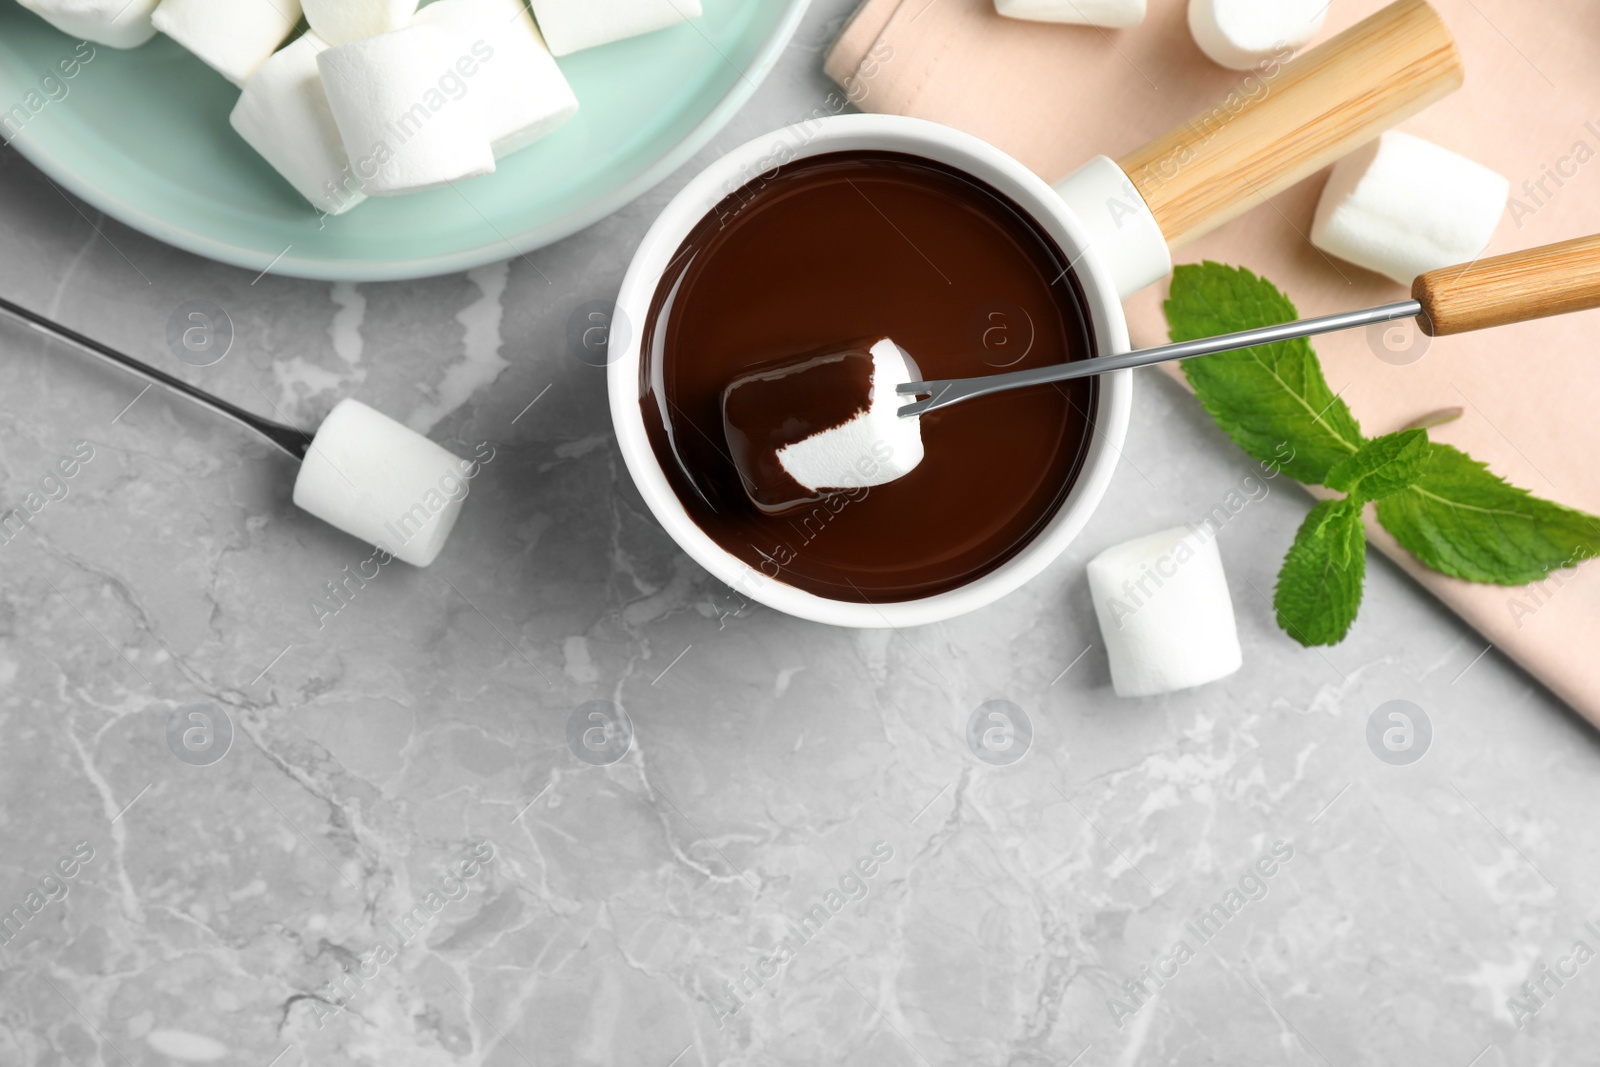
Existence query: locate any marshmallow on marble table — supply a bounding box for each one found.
[16,0,161,48]
[1311,131,1509,285]
[414,0,578,159]
[231,33,367,217]
[994,0,1146,30]
[293,399,473,567]
[528,0,703,57]
[1187,0,1325,70]
[318,23,496,196]
[303,0,417,46]
[151,0,303,86]
[1087,526,1243,698]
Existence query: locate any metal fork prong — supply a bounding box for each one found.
[897,380,958,418]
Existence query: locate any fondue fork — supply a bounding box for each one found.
[0,293,310,457]
[898,234,1600,417]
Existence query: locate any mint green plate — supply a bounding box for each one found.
[0,0,809,280]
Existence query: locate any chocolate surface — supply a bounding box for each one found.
[640,151,1098,603]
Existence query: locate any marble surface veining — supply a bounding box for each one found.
[4,3,1600,1065]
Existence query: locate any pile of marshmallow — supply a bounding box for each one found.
[999,0,1511,285]
[13,0,703,214]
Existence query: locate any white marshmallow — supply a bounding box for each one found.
[1187,0,1325,71]
[292,399,472,567]
[317,23,496,196]
[414,0,578,159]
[16,0,160,48]
[1311,132,1509,285]
[527,0,703,57]
[303,0,417,46]
[151,0,302,86]
[993,0,1146,30]
[231,34,366,218]
[1087,526,1243,698]
[776,338,924,493]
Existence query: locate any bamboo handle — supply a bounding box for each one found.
[1117,0,1463,249]
[1412,235,1600,336]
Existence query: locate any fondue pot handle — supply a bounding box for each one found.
[1412,234,1600,336]
[1115,0,1463,250]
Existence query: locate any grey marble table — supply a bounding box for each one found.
[4,3,1600,1064]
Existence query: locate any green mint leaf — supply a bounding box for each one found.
[1165,263,1364,485]
[1375,442,1600,584]
[1274,498,1367,647]
[1324,429,1431,502]
[1168,260,1600,648]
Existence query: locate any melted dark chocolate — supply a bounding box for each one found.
[639,151,1098,603]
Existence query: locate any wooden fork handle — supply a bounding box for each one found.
[1413,234,1600,336]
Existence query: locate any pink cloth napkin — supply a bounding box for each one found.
[826,0,1600,723]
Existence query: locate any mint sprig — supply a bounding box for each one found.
[1165,263,1600,647]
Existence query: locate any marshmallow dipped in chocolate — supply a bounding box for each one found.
[722,337,925,514]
